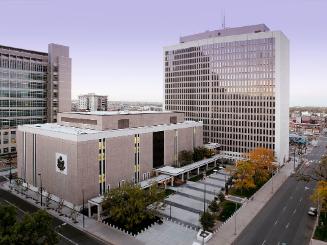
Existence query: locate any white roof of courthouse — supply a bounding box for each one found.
[66,110,175,116]
[18,120,202,142]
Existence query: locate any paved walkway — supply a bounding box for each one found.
[311,239,327,245]
[137,220,196,245]
[207,160,298,245]
[0,168,17,176]
[158,170,229,229]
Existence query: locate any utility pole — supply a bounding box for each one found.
[9,155,12,184]
[170,204,172,219]
[293,146,296,171]
[82,189,85,228]
[38,173,42,207]
[234,202,237,235]
[202,171,207,245]
[271,169,274,194]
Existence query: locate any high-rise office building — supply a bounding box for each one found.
[0,44,71,155]
[78,93,108,111]
[164,24,289,163]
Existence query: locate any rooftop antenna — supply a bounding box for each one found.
[221,10,226,29]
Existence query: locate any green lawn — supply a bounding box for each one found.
[229,181,267,198]
[218,200,241,222]
[314,212,327,241]
[229,187,258,198]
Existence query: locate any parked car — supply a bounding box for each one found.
[308,207,317,216]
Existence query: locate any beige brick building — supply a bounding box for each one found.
[17,111,203,205]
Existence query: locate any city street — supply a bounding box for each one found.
[236,135,327,245]
[0,188,108,245]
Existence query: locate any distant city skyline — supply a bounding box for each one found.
[1,0,326,106]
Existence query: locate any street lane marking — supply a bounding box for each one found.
[292,209,297,215]
[3,200,26,214]
[274,220,278,226]
[56,232,79,245]
[262,240,266,245]
[285,222,290,229]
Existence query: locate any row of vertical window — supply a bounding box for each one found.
[0,80,46,89]
[0,100,46,108]
[98,138,106,195]
[0,118,45,128]
[0,57,47,72]
[134,134,140,183]
[0,90,46,98]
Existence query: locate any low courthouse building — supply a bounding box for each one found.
[16,111,203,206]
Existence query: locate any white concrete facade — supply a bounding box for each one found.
[164,25,289,164]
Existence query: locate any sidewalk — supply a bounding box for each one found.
[207,161,296,245]
[0,181,144,245]
[311,239,327,245]
[0,168,17,176]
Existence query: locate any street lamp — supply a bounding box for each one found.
[271,168,274,194]
[202,171,207,245]
[169,204,172,219]
[82,189,85,228]
[293,146,296,171]
[38,173,42,207]
[219,166,227,190]
[9,157,12,184]
[234,202,238,235]
[203,171,206,214]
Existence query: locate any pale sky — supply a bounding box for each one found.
[0,0,326,106]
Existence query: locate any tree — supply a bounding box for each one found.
[193,147,206,162]
[311,180,327,214]
[248,148,275,185]
[102,183,164,230]
[0,204,16,242]
[232,160,256,193]
[218,191,225,203]
[208,200,219,213]
[199,211,215,231]
[12,210,59,244]
[0,205,58,245]
[204,148,215,158]
[298,155,327,182]
[178,150,193,166]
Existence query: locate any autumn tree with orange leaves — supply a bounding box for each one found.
[229,148,276,193]
[232,160,256,194]
[248,148,276,185]
[311,180,327,214]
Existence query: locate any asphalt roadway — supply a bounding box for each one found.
[236,135,327,245]
[0,188,109,245]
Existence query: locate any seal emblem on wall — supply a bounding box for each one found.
[57,156,65,171]
[56,153,68,175]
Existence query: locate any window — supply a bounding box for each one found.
[118,119,129,129]
[170,116,177,124]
